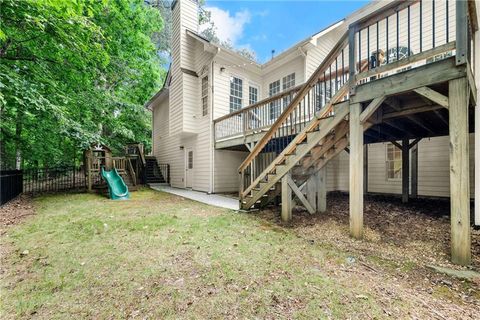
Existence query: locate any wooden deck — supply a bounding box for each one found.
[213,0,478,266]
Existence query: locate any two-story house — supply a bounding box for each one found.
[147,0,479,264]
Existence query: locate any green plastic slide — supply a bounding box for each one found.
[101,167,130,200]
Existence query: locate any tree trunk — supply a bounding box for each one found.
[15,107,23,170]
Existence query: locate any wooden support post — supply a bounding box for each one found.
[348,26,357,96]
[449,77,471,265]
[456,0,468,66]
[349,103,363,239]
[364,145,368,194]
[474,29,480,227]
[281,172,292,221]
[306,174,317,212]
[317,168,327,213]
[401,138,410,203]
[411,143,418,199]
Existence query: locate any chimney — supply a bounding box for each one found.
[169,0,200,136]
[171,0,199,70]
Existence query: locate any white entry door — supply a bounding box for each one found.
[185,148,193,188]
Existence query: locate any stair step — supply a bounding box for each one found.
[306,130,321,143]
[295,143,309,155]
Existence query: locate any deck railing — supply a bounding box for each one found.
[236,0,477,200]
[238,29,352,197]
[215,0,478,149]
[126,143,147,185]
[352,0,477,85]
[352,0,456,86]
[214,85,303,141]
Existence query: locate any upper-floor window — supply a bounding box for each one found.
[282,73,296,107]
[269,80,281,120]
[386,143,402,180]
[249,86,258,105]
[201,76,208,116]
[230,76,243,112]
[282,73,295,91]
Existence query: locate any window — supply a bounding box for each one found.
[282,73,296,107]
[282,73,295,91]
[269,80,281,120]
[229,76,243,112]
[249,86,258,105]
[201,76,208,116]
[188,151,193,169]
[386,143,402,180]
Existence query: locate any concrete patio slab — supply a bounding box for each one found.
[149,184,239,210]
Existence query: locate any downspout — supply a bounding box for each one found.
[210,49,219,194]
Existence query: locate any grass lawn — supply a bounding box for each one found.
[1,189,479,319]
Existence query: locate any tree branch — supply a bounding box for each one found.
[0,55,58,64]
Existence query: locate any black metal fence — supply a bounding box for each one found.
[1,170,23,205]
[23,166,86,194]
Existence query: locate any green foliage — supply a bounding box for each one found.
[0,0,165,168]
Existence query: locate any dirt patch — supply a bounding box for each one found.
[260,193,479,267]
[0,195,35,234]
[257,193,480,318]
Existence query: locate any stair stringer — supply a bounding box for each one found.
[242,100,351,210]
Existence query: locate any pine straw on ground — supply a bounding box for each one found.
[258,192,480,318]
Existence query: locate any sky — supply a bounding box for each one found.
[203,0,370,63]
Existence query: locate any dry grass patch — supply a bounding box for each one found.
[0,190,478,319]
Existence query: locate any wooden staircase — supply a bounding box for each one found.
[239,30,354,211]
[242,89,350,210]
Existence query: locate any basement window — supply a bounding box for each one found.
[386,143,402,180]
[201,76,208,116]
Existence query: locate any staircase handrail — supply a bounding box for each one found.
[238,30,349,174]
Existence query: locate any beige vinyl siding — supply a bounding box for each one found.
[169,0,199,136]
[178,0,198,70]
[184,41,215,192]
[152,94,212,193]
[190,112,211,192]
[325,136,475,198]
[214,150,248,193]
[213,55,262,120]
[416,135,474,198]
[169,0,183,136]
[307,27,346,78]
[152,98,185,189]
[262,56,305,98]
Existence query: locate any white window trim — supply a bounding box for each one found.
[385,142,402,182]
[248,84,260,106]
[229,74,244,113]
[268,79,281,120]
[201,74,208,117]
